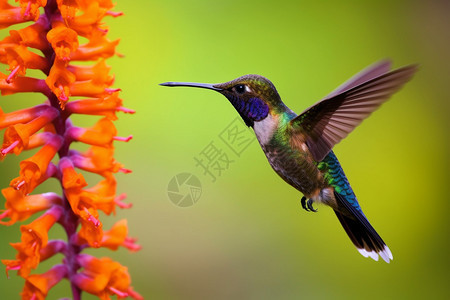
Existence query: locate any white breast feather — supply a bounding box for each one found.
[253,114,278,145]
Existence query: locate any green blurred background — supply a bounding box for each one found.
[1,0,449,299]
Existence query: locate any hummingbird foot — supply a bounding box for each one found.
[301,196,308,210]
[301,196,318,212]
[307,199,318,212]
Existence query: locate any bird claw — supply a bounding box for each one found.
[301,196,308,211]
[301,196,317,212]
[307,199,317,212]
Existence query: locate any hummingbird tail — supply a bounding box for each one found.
[333,192,393,263]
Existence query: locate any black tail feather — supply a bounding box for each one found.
[333,191,392,263]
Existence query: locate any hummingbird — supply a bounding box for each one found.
[160,60,417,263]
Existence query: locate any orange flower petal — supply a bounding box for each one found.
[60,157,104,247]
[71,146,124,176]
[0,1,33,29]
[47,20,79,61]
[97,0,115,10]
[0,189,62,225]
[74,255,142,299]
[101,219,141,252]
[1,106,58,155]
[82,174,116,215]
[67,59,112,83]
[19,205,62,247]
[70,79,113,98]
[2,206,63,277]
[65,92,131,120]
[1,45,50,79]
[16,0,47,21]
[56,0,82,21]
[45,58,76,107]
[6,136,62,194]
[21,264,67,300]
[0,104,54,130]
[0,72,50,96]
[9,15,50,50]
[68,117,117,147]
[65,2,108,37]
[10,161,57,194]
[78,207,103,248]
[0,37,49,73]
[60,157,87,189]
[71,30,119,61]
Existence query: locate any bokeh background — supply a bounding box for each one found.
[1,0,449,299]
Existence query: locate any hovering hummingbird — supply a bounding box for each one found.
[160,60,417,263]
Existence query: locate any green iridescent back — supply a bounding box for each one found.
[317,151,361,211]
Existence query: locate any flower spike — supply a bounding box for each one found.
[0,1,139,299]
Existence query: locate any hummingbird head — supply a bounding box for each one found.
[160,74,283,127]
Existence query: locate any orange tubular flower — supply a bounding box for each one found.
[2,205,63,277]
[100,219,141,252]
[0,44,50,81]
[73,254,143,300]
[68,59,113,84]
[66,92,135,120]
[0,0,140,299]
[0,0,33,29]
[1,106,59,155]
[70,145,128,176]
[83,174,117,215]
[0,73,50,95]
[60,156,104,247]
[0,105,56,130]
[10,135,62,195]
[0,189,61,225]
[68,117,129,148]
[72,30,119,61]
[16,0,46,20]
[45,58,76,106]
[22,264,67,300]
[47,19,79,62]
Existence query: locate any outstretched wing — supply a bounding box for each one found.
[324,60,392,99]
[290,62,417,162]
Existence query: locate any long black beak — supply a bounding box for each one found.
[159,82,223,91]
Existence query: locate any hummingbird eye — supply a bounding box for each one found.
[234,84,247,94]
